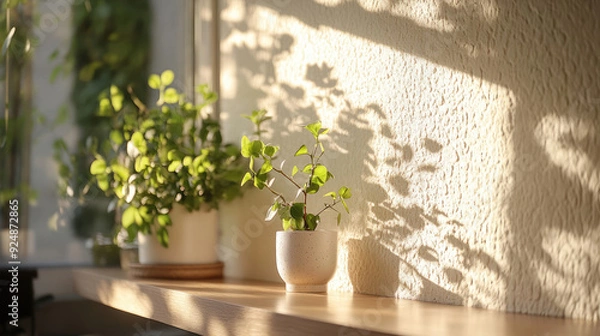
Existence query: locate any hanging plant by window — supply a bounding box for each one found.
[53,0,151,239]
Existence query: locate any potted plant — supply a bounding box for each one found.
[240,110,352,292]
[88,70,246,266]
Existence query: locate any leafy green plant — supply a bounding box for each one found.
[85,70,245,246]
[240,110,351,231]
[57,0,151,240]
[1,0,35,226]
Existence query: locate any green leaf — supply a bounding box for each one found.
[97,174,109,191]
[196,84,217,104]
[305,121,322,139]
[311,165,329,186]
[135,156,150,172]
[98,98,113,116]
[90,158,107,175]
[161,70,175,86]
[295,144,309,156]
[250,140,264,157]
[240,136,252,158]
[241,172,253,186]
[243,109,270,126]
[291,217,304,230]
[157,227,169,247]
[156,168,166,184]
[168,160,182,172]
[306,214,319,230]
[291,165,299,177]
[110,85,124,111]
[183,156,193,167]
[110,130,124,145]
[259,161,273,174]
[192,156,205,172]
[111,163,130,181]
[339,186,352,199]
[302,164,313,174]
[139,206,153,222]
[122,207,138,228]
[323,191,337,199]
[341,198,349,213]
[290,203,305,220]
[131,132,147,154]
[306,183,320,194]
[78,61,102,81]
[148,74,161,89]
[282,218,293,231]
[167,149,183,161]
[263,145,278,157]
[253,173,268,189]
[337,212,342,226]
[157,214,172,227]
[164,88,179,104]
[140,119,155,132]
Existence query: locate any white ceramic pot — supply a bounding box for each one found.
[276,230,337,293]
[138,204,219,264]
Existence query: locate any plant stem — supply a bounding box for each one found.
[271,166,308,228]
[304,191,310,229]
[315,199,340,217]
[272,167,303,190]
[128,86,147,114]
[263,182,289,206]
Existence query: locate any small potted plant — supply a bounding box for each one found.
[88,70,246,267]
[240,110,351,292]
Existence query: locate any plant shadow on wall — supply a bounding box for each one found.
[220,10,503,304]
[257,0,600,318]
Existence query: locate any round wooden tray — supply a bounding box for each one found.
[128,262,224,280]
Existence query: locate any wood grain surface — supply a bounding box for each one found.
[73,268,599,336]
[127,262,224,280]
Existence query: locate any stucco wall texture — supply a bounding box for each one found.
[217,0,600,320]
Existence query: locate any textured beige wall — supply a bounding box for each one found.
[217,0,600,320]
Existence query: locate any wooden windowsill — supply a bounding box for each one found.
[73,268,598,336]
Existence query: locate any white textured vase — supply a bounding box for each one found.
[138,204,219,264]
[276,230,337,293]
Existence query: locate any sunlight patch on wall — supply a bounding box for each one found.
[534,114,600,199]
[537,227,600,319]
[352,0,499,33]
[221,0,519,310]
[221,0,600,321]
[352,68,517,309]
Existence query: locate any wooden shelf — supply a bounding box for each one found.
[73,268,599,336]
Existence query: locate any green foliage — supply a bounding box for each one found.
[85,71,246,247]
[241,112,351,231]
[1,0,37,210]
[49,1,151,240]
[69,0,151,123]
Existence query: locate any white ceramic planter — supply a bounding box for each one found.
[276,230,337,293]
[138,204,219,264]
